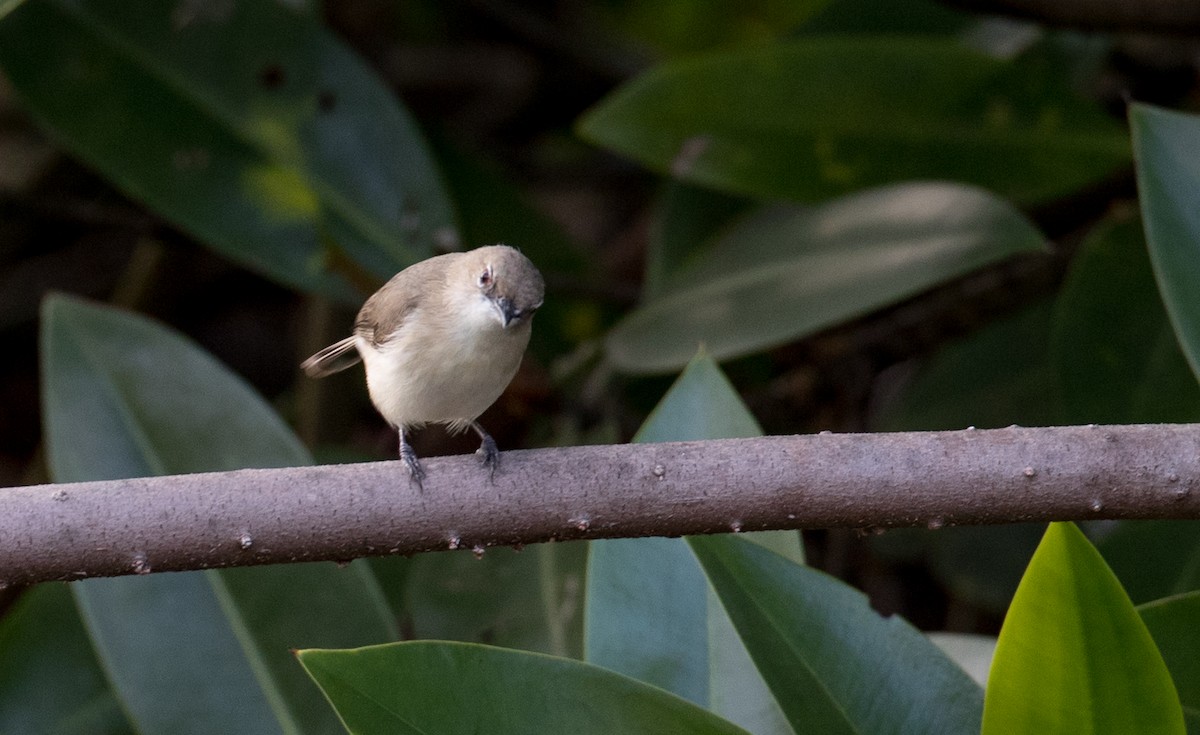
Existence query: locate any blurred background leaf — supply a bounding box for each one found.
[1097,522,1200,606]
[394,541,586,658]
[1,1,1197,730]
[608,182,1046,373]
[579,37,1128,203]
[0,584,132,735]
[41,295,396,734]
[1050,213,1200,424]
[1139,592,1200,733]
[0,0,453,299]
[1131,103,1200,383]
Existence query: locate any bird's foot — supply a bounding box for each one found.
[402,450,426,491]
[398,429,425,491]
[476,433,499,483]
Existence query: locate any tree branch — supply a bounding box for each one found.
[942,0,1200,33]
[2,424,1198,587]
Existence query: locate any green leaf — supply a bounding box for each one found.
[70,574,288,734]
[873,301,1064,431]
[587,536,710,704]
[40,295,396,734]
[632,350,764,443]
[690,534,984,734]
[982,523,1185,734]
[208,564,399,725]
[1139,592,1200,732]
[705,588,794,735]
[586,352,795,733]
[298,641,753,735]
[0,584,132,735]
[578,37,1128,203]
[0,1,454,298]
[401,541,587,658]
[42,295,309,481]
[585,360,741,698]
[645,183,752,300]
[607,182,1046,374]
[1131,103,1200,382]
[1098,521,1200,604]
[1050,213,1200,423]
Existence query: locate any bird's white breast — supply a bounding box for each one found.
[357,298,530,431]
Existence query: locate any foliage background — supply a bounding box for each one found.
[1,0,1200,732]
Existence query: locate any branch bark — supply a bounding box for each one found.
[3,424,1199,587]
[942,0,1200,33]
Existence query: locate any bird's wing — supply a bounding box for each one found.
[354,253,456,346]
[300,336,360,377]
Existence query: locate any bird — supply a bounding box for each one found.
[301,244,544,489]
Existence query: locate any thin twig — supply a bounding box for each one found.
[2,424,1199,586]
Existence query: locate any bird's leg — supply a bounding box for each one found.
[470,421,500,481]
[397,426,425,490]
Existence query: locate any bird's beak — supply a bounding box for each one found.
[494,297,522,328]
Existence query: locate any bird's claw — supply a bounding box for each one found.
[477,434,499,483]
[399,431,425,491]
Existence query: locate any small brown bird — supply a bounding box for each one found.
[301,245,544,488]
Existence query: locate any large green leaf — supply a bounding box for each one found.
[982,523,1184,734]
[1130,103,1200,382]
[586,352,796,734]
[632,350,764,443]
[69,574,286,734]
[42,295,308,480]
[400,541,586,658]
[585,362,739,699]
[298,641,752,735]
[690,534,984,734]
[705,584,796,735]
[1098,521,1200,605]
[578,37,1128,203]
[41,295,396,734]
[608,182,1046,373]
[586,536,709,704]
[873,301,1063,431]
[1140,592,1200,732]
[1050,214,1200,423]
[0,0,454,297]
[645,182,752,300]
[0,584,132,735]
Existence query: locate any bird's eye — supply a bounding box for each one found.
[478,267,493,288]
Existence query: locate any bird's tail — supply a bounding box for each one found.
[300,336,361,377]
